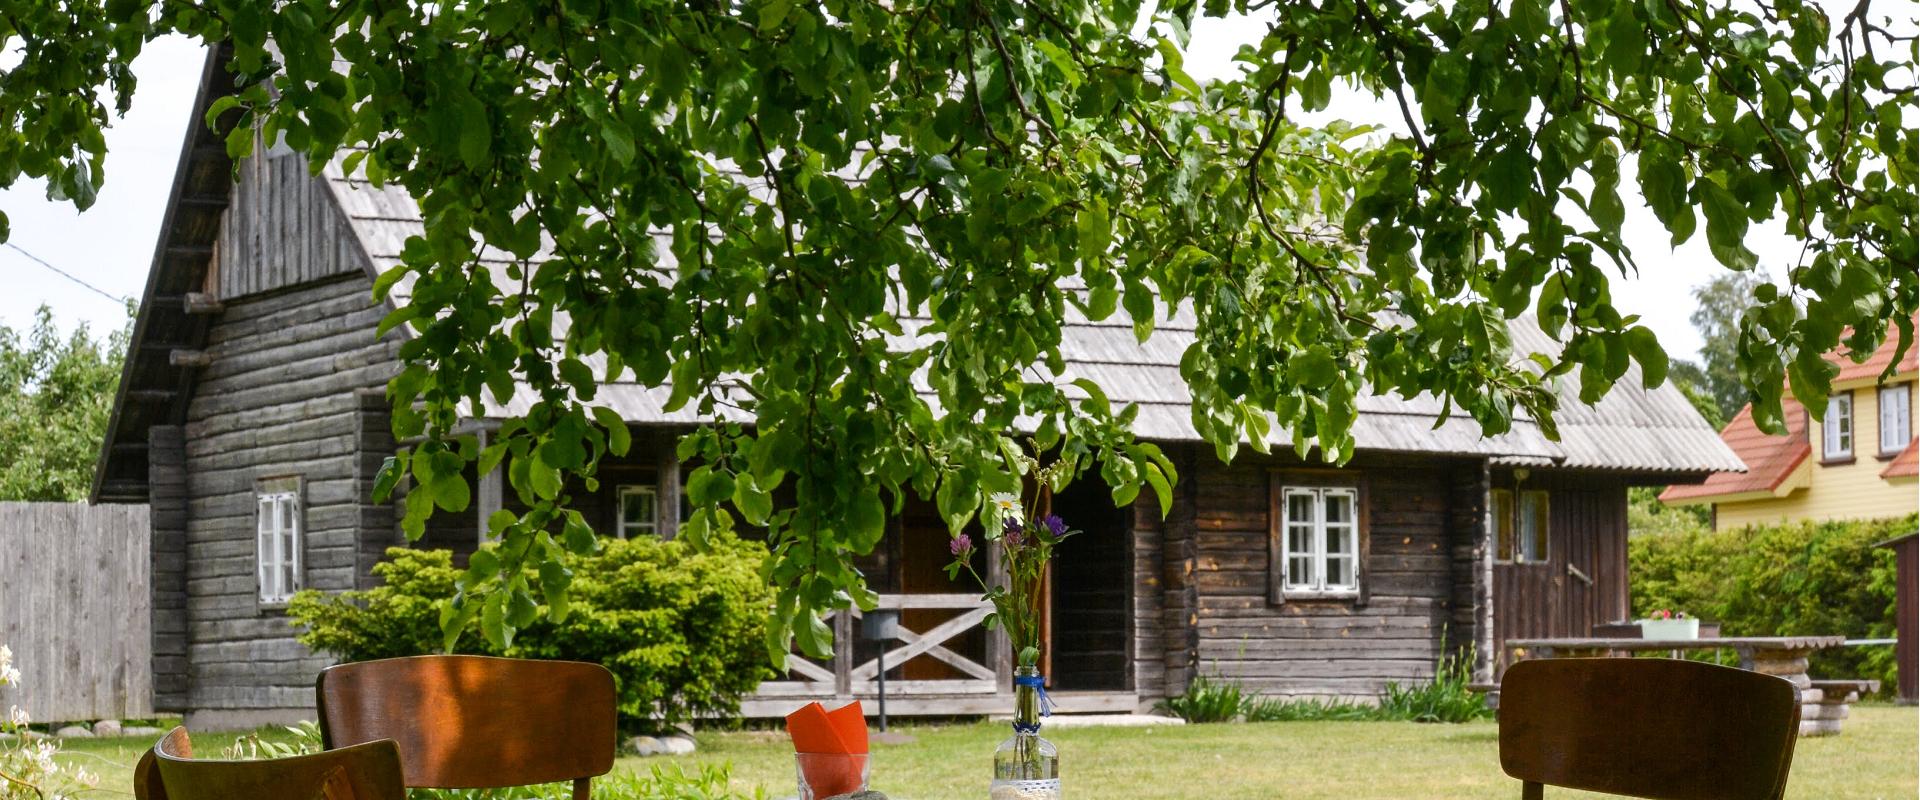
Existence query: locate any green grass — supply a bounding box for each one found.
[59,705,1917,799]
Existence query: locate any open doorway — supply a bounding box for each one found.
[1047,478,1132,692]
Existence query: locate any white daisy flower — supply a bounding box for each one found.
[991,492,1023,521]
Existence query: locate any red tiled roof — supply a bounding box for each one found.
[1829,316,1920,383]
[1660,397,1811,502]
[1883,439,1918,479]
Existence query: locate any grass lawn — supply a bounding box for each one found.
[61,704,1916,799]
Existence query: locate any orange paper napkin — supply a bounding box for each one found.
[787,700,867,797]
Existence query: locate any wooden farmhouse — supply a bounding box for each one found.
[92,50,1745,728]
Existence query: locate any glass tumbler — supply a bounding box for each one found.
[795,752,870,800]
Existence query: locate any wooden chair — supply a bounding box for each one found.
[133,726,405,800]
[1499,658,1802,800]
[316,654,617,799]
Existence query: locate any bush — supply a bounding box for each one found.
[1166,646,1490,724]
[290,532,777,727]
[1154,673,1249,723]
[1376,646,1489,724]
[1630,514,1913,691]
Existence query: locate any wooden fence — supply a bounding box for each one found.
[0,502,152,723]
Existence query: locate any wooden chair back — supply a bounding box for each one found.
[316,655,617,798]
[134,726,405,800]
[1499,658,1801,800]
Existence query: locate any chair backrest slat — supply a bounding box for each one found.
[316,654,618,790]
[1499,658,1801,800]
[139,726,406,800]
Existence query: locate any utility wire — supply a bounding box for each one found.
[4,241,126,304]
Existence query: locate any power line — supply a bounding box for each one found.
[4,242,126,305]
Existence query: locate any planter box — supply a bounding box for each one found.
[1637,618,1701,640]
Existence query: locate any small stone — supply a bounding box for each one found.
[92,720,123,737]
[121,726,163,739]
[54,725,93,739]
[621,735,664,756]
[824,792,887,800]
[659,736,696,755]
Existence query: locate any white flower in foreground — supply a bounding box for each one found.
[991,492,1023,521]
[7,704,27,727]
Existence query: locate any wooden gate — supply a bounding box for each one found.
[742,593,1010,717]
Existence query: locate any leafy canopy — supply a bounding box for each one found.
[0,306,127,501]
[4,0,1914,657]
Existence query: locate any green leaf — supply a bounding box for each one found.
[1699,179,1758,270]
[592,407,632,456]
[1624,326,1669,389]
[733,473,773,526]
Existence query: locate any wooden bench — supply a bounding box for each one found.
[1803,679,1881,736]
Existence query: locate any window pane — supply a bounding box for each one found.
[1323,493,1350,525]
[621,486,658,537]
[1519,491,1548,562]
[1324,524,1353,556]
[1288,525,1314,558]
[1326,556,1352,588]
[1286,492,1315,525]
[1827,395,1853,457]
[1288,556,1315,588]
[1882,386,1911,453]
[1491,490,1515,561]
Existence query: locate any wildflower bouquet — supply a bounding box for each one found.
[0,644,98,800]
[943,450,1081,672]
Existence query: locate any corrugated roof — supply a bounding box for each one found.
[1660,397,1811,503]
[321,162,1731,472]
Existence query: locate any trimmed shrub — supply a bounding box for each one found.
[290,532,776,727]
[1630,514,1913,691]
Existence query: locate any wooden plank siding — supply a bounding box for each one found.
[1490,468,1632,670]
[1172,446,1479,700]
[179,271,402,722]
[217,141,379,300]
[0,502,153,722]
[149,425,191,710]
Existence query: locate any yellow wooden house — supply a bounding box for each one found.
[1663,324,1918,528]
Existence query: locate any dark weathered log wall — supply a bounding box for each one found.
[180,272,402,718]
[1168,448,1477,700]
[149,425,190,711]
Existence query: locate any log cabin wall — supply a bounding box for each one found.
[1177,447,1474,700]
[1489,468,1631,669]
[180,266,403,725]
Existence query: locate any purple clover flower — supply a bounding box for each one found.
[949,534,974,558]
[1002,517,1025,549]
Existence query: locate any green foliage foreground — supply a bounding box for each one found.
[1630,514,1915,691]
[6,0,1915,659]
[289,535,776,728]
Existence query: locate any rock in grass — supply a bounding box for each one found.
[824,792,887,800]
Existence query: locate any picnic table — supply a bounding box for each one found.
[1505,635,1847,736]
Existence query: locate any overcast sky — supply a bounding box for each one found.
[0,6,1905,363]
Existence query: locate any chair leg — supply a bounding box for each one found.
[573,777,592,800]
[1521,780,1544,800]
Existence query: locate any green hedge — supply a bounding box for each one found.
[1630,514,1913,691]
[290,532,777,728]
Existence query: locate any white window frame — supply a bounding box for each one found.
[1279,486,1360,597]
[1879,384,1911,456]
[617,484,659,538]
[1824,393,1855,461]
[255,483,303,606]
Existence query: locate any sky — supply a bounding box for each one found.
[0,8,1904,363]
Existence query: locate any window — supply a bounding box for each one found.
[255,482,302,605]
[1824,393,1854,461]
[618,484,658,538]
[1493,488,1549,563]
[1278,486,1360,595]
[1880,384,1911,455]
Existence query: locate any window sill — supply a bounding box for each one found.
[1496,560,1553,567]
[1876,451,1903,462]
[1819,455,1856,466]
[1281,590,1361,601]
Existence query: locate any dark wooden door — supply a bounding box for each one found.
[1492,471,1631,672]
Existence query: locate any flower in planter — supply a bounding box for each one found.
[950,534,975,559]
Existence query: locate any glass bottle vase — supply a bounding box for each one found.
[990,666,1059,800]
